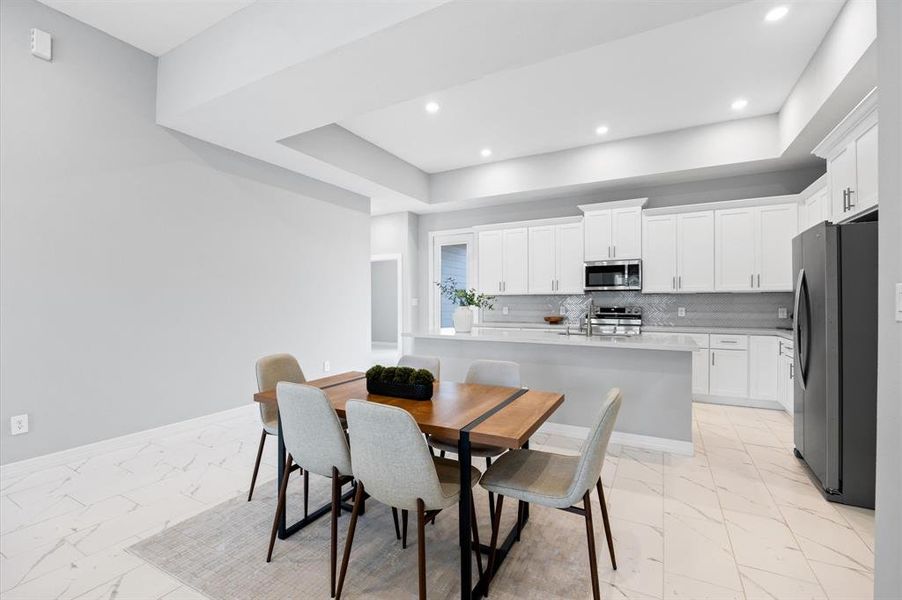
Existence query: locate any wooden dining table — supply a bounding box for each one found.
[254,371,565,600]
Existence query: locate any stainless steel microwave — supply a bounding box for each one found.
[584,260,642,291]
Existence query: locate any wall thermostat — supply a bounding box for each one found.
[31,28,52,61]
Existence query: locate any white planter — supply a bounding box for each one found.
[453,306,475,333]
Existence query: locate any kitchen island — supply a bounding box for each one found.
[403,328,698,455]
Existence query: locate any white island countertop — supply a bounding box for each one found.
[404,328,698,352]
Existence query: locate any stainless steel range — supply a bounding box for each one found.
[583,306,643,336]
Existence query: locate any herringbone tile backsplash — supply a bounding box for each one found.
[482,292,794,329]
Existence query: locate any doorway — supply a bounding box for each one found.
[371,254,402,364]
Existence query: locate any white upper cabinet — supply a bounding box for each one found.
[501,228,528,295]
[528,225,556,294]
[677,211,715,292]
[528,222,584,294]
[477,230,503,294]
[755,204,798,291]
[477,227,527,295]
[641,214,677,292]
[584,211,613,260]
[642,210,713,293]
[611,207,642,259]
[580,199,646,260]
[714,203,796,292]
[555,221,585,294]
[814,89,878,222]
[714,207,757,292]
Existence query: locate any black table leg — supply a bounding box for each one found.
[458,432,472,600]
[277,417,287,537]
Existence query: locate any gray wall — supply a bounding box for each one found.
[0,0,371,464]
[875,1,902,597]
[371,260,398,343]
[417,166,824,329]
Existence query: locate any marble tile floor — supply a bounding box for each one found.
[0,402,874,599]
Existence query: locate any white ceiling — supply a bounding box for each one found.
[341,1,843,173]
[38,0,255,56]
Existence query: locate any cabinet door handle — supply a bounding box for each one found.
[607,245,611,258]
[847,188,855,209]
[498,281,501,292]
[673,276,676,290]
[750,274,754,288]
[711,352,715,366]
[757,274,761,288]
[613,245,616,257]
[779,340,783,354]
[842,189,848,212]
[678,275,682,289]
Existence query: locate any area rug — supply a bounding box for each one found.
[128,472,608,599]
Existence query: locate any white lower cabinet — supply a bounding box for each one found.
[692,348,710,395]
[709,348,749,398]
[749,336,780,401]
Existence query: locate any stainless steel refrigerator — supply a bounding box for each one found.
[792,220,877,509]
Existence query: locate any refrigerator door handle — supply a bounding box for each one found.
[793,268,811,390]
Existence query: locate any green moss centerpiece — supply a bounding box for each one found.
[366,365,436,401]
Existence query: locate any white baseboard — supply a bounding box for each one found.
[537,422,694,456]
[0,404,254,480]
[694,395,785,411]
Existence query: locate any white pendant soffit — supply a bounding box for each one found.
[341,0,843,173]
[38,0,255,56]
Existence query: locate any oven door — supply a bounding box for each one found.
[584,260,641,290]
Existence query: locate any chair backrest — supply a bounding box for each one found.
[255,354,305,427]
[397,355,441,380]
[276,382,351,478]
[465,359,520,388]
[345,400,447,511]
[564,388,622,506]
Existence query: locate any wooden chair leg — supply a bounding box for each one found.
[402,509,409,549]
[596,477,616,570]
[304,469,310,518]
[392,507,401,540]
[335,482,365,600]
[469,490,484,581]
[486,456,496,525]
[416,498,427,600]
[247,430,267,501]
[331,468,339,598]
[485,494,505,595]
[266,454,293,562]
[583,491,601,600]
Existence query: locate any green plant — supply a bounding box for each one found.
[434,277,495,310]
[366,365,435,386]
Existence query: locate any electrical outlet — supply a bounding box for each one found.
[502,306,509,315]
[323,360,331,373]
[778,307,788,319]
[10,414,28,435]
[677,307,686,317]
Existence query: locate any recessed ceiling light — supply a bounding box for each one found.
[595,125,609,136]
[764,5,789,22]
[424,101,440,114]
[731,98,749,111]
[480,148,492,158]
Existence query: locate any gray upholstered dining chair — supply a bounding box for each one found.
[392,355,441,543]
[265,382,354,598]
[335,400,484,600]
[480,388,622,600]
[397,354,441,380]
[427,359,520,521]
[250,354,308,509]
